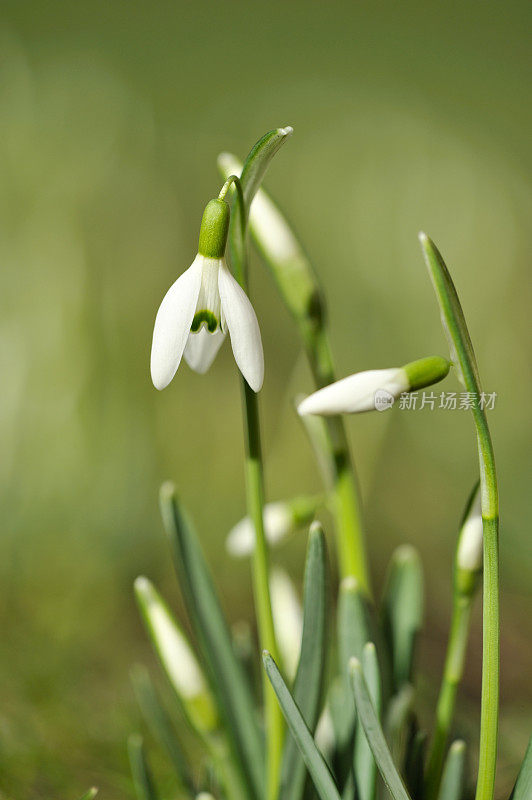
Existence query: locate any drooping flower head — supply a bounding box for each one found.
[150,192,264,391]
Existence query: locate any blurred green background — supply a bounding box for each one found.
[0,0,530,797]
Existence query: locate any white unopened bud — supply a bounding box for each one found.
[270,568,303,680]
[298,368,409,415]
[226,495,321,557]
[298,356,450,416]
[227,502,292,557]
[456,491,483,572]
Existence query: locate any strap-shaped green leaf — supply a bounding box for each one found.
[350,658,413,800]
[336,576,372,784]
[128,734,160,800]
[438,741,466,800]
[385,684,415,768]
[131,665,194,793]
[159,482,264,800]
[279,522,328,800]
[264,652,342,800]
[381,546,423,691]
[354,642,382,800]
[405,729,426,800]
[510,735,532,800]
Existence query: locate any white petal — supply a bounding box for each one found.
[298,368,409,415]
[218,264,264,391]
[150,257,202,390]
[184,327,226,374]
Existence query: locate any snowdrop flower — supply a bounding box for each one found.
[297,356,451,416]
[150,194,264,391]
[226,494,322,557]
[270,567,303,680]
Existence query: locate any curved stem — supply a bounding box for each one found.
[219,174,242,203]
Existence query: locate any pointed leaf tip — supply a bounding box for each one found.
[159,480,177,502]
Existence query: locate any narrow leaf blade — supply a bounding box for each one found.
[418,233,480,391]
[264,652,342,800]
[279,522,329,800]
[354,642,382,800]
[510,734,532,800]
[131,665,194,792]
[350,658,412,800]
[159,482,264,800]
[438,740,466,800]
[385,684,415,769]
[128,734,160,800]
[335,576,372,785]
[405,729,426,800]
[381,546,423,691]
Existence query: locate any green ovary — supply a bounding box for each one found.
[191,309,219,333]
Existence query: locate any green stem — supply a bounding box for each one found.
[229,172,284,799]
[469,407,499,800]
[219,174,242,202]
[242,381,285,800]
[425,595,473,799]
[305,322,370,594]
[474,512,499,800]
